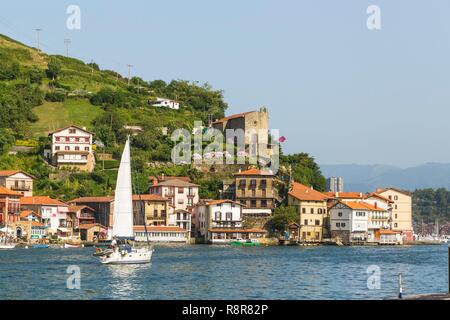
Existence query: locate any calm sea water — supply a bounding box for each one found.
[0,244,448,300]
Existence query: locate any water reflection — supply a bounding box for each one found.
[107,264,152,299]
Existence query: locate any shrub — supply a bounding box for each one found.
[45,91,66,102]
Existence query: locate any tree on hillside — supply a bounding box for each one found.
[267,206,298,235]
[281,153,326,191]
[46,57,62,80]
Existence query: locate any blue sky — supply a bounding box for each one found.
[1,0,449,167]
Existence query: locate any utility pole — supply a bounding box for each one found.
[35,28,42,51]
[127,64,133,85]
[64,38,71,57]
[90,59,94,77]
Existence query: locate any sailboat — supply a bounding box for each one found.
[99,137,153,264]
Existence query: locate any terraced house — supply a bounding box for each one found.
[149,178,199,211]
[287,182,329,242]
[233,168,276,217]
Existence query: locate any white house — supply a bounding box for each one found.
[48,125,95,172]
[329,201,370,244]
[133,225,189,243]
[150,179,199,211]
[193,200,266,243]
[151,98,180,110]
[0,170,35,197]
[167,209,192,232]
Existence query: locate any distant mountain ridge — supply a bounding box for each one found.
[320,163,450,192]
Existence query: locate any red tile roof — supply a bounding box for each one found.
[68,205,95,213]
[365,193,393,203]
[340,201,386,212]
[132,194,169,201]
[78,223,107,230]
[48,125,94,135]
[153,179,199,187]
[288,182,329,201]
[205,199,243,206]
[0,186,23,196]
[69,196,114,203]
[376,187,412,197]
[212,111,254,124]
[20,196,66,206]
[325,192,365,199]
[19,210,41,219]
[133,225,187,232]
[234,168,274,176]
[379,229,400,235]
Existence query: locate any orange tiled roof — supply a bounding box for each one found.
[78,223,107,230]
[69,196,114,203]
[342,201,386,212]
[48,125,94,135]
[19,210,41,218]
[132,194,169,201]
[133,225,187,232]
[0,186,23,196]
[376,187,412,197]
[212,111,254,124]
[288,182,329,201]
[153,179,199,187]
[325,192,365,199]
[234,168,274,176]
[20,196,66,206]
[68,205,95,213]
[379,229,400,235]
[365,193,393,203]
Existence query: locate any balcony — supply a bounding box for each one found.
[11,185,31,191]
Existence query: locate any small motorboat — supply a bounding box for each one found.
[32,244,49,249]
[230,239,260,247]
[0,243,16,250]
[64,243,83,248]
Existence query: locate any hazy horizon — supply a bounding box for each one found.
[1,1,449,167]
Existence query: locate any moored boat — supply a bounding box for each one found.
[0,243,16,250]
[230,239,260,247]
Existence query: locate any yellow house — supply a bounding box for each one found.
[132,194,170,226]
[287,182,330,242]
[376,188,413,241]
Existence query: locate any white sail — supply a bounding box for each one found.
[112,137,134,238]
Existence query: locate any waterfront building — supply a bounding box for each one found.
[167,209,192,233]
[47,125,95,172]
[149,175,191,185]
[329,201,373,244]
[0,170,35,197]
[326,177,344,193]
[68,197,114,229]
[0,187,22,226]
[20,196,68,233]
[287,182,329,242]
[78,223,108,242]
[11,220,47,241]
[133,225,189,243]
[364,193,393,239]
[233,168,276,217]
[376,188,413,241]
[193,199,265,243]
[149,178,199,211]
[132,194,170,226]
[66,205,96,239]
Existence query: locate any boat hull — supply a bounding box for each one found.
[0,244,15,250]
[100,248,153,265]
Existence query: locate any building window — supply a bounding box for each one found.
[338,212,342,217]
[85,147,89,152]
[302,208,306,214]
[75,137,80,142]
[55,146,60,151]
[394,223,398,228]
[249,179,256,189]
[342,223,346,227]
[239,180,246,189]
[261,200,267,208]
[394,195,398,200]
[75,146,80,151]
[250,200,257,208]
[310,208,314,214]
[65,146,70,151]
[56,137,60,142]
[178,187,184,194]
[215,212,221,221]
[260,179,267,189]
[69,128,76,134]
[315,220,320,226]
[226,212,232,221]
[304,219,308,225]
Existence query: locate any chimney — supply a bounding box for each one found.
[359,192,363,198]
[374,202,378,208]
[335,192,338,197]
[238,168,241,173]
[310,185,314,190]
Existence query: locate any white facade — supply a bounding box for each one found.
[49,126,95,171]
[0,171,34,197]
[330,202,369,242]
[152,98,180,110]
[167,210,192,238]
[133,226,188,243]
[194,200,244,242]
[150,180,199,211]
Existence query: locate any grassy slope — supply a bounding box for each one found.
[30,99,104,137]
